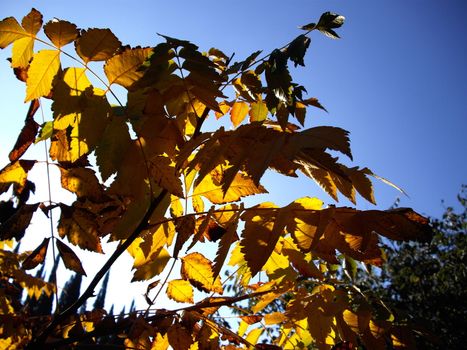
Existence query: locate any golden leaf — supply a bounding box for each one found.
[230,101,249,127]
[11,36,34,68]
[166,279,194,303]
[132,248,171,282]
[25,49,60,101]
[56,239,87,276]
[0,17,27,49]
[44,20,78,48]
[22,237,49,270]
[193,167,267,204]
[215,101,231,119]
[151,333,170,350]
[245,327,263,346]
[181,252,223,294]
[264,312,286,325]
[104,47,153,88]
[0,159,35,195]
[75,28,121,63]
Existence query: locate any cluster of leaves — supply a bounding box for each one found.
[0,9,433,350]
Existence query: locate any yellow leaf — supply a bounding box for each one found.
[75,28,121,63]
[0,159,35,195]
[62,67,92,93]
[132,248,171,282]
[151,333,169,350]
[44,20,78,48]
[215,101,231,119]
[249,100,268,123]
[0,17,27,49]
[245,327,263,347]
[11,36,34,68]
[193,167,267,204]
[230,101,249,127]
[181,252,223,294]
[167,279,194,303]
[25,50,60,101]
[104,47,153,88]
[264,312,286,325]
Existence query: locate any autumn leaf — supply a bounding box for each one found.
[58,204,103,253]
[167,279,194,303]
[9,100,40,162]
[131,248,171,282]
[22,237,49,270]
[0,203,39,241]
[25,50,60,101]
[56,239,87,276]
[0,160,35,195]
[230,101,249,127]
[104,47,153,89]
[168,323,193,350]
[249,100,268,123]
[59,167,105,202]
[149,154,184,198]
[181,252,223,294]
[75,28,121,63]
[0,17,28,49]
[44,19,78,48]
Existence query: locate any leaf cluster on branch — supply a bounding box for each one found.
[0,9,433,350]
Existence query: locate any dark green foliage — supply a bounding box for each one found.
[362,186,467,349]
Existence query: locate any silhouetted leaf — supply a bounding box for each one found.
[22,237,49,270]
[56,239,87,276]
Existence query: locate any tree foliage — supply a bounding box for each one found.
[357,187,467,350]
[0,9,434,349]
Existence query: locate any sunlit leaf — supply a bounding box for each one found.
[181,252,223,294]
[230,101,249,127]
[60,167,105,202]
[56,239,87,276]
[25,50,60,101]
[104,47,153,88]
[249,100,268,123]
[149,155,184,198]
[166,279,194,303]
[0,160,35,195]
[131,248,171,282]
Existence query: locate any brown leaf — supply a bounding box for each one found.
[56,239,87,276]
[44,20,78,48]
[22,237,49,270]
[0,203,39,241]
[9,100,40,162]
[75,28,121,63]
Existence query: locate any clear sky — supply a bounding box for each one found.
[1,1,466,310]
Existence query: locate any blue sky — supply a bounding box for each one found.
[1,1,466,309]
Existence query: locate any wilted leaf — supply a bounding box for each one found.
[44,20,78,48]
[56,239,87,276]
[167,279,194,303]
[75,28,121,62]
[22,237,49,270]
[181,252,223,294]
[25,50,60,101]
[9,99,40,162]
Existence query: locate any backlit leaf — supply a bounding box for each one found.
[0,17,27,49]
[230,101,249,127]
[181,252,223,294]
[56,239,87,276]
[104,47,153,88]
[44,20,78,48]
[75,28,121,63]
[249,100,268,123]
[0,203,39,241]
[25,49,60,101]
[149,155,184,198]
[131,248,171,282]
[60,167,105,202]
[22,237,49,270]
[58,204,103,253]
[168,323,193,350]
[167,279,194,303]
[11,36,35,68]
[0,160,35,195]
